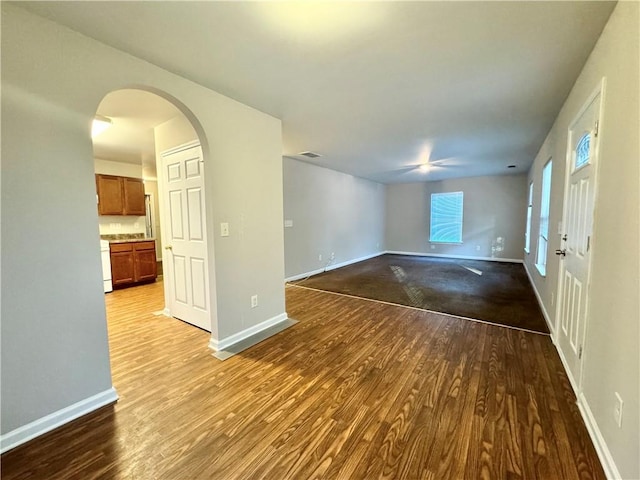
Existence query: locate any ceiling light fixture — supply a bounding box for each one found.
[419,163,431,173]
[92,115,113,138]
[298,151,322,159]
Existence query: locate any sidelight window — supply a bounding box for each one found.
[525,182,533,253]
[536,160,552,275]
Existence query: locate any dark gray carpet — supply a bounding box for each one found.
[293,254,548,334]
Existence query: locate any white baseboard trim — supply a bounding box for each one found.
[385,250,524,264]
[0,387,118,454]
[285,268,325,283]
[284,251,385,282]
[325,252,385,271]
[578,393,622,480]
[162,307,171,317]
[523,262,555,335]
[209,312,289,352]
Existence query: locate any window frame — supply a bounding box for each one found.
[536,159,553,276]
[429,191,464,244]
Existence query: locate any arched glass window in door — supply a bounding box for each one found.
[575,132,590,170]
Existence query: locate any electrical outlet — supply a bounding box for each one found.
[221,222,229,237]
[430,245,436,250]
[318,254,322,261]
[284,219,293,228]
[476,245,481,252]
[376,242,380,249]
[614,392,623,427]
[251,295,258,308]
[330,252,335,261]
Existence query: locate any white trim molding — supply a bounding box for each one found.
[284,251,384,283]
[386,250,524,264]
[523,262,555,335]
[0,387,118,454]
[209,313,289,352]
[326,252,385,271]
[285,268,326,283]
[160,140,200,158]
[578,393,622,480]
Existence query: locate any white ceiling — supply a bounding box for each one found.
[20,1,616,183]
[93,89,182,168]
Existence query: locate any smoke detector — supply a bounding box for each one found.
[298,151,322,159]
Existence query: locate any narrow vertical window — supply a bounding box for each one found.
[525,182,533,253]
[536,160,552,275]
[430,192,463,243]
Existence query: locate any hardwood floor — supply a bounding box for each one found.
[1,281,605,479]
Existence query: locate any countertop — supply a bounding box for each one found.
[108,237,156,244]
[100,234,155,244]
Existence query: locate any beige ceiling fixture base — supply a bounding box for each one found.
[298,151,322,159]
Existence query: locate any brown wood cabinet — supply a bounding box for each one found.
[96,174,145,216]
[110,243,135,286]
[110,240,157,287]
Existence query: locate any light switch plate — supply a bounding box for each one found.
[221,222,229,237]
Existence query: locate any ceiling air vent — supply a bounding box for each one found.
[298,151,322,159]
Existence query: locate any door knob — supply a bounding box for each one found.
[164,245,173,250]
[555,249,566,257]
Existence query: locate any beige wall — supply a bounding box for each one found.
[153,114,200,262]
[524,3,639,478]
[94,158,142,178]
[283,158,385,279]
[386,174,528,261]
[1,4,285,441]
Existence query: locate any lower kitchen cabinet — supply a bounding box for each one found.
[110,240,157,287]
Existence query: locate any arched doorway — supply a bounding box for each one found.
[92,88,214,332]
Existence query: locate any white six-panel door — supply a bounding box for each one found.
[556,83,603,386]
[161,145,211,332]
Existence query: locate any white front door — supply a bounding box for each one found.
[556,83,603,386]
[161,144,211,332]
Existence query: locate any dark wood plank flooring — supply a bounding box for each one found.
[1,281,603,479]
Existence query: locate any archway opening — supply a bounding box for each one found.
[92,88,212,336]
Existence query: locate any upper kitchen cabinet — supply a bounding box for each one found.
[122,177,146,215]
[96,174,145,216]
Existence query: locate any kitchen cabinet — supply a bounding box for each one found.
[123,177,146,215]
[96,174,145,216]
[110,243,135,286]
[109,240,157,287]
[133,241,158,282]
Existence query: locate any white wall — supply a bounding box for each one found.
[283,158,385,280]
[1,4,285,444]
[94,158,142,178]
[94,158,146,236]
[524,3,639,478]
[386,174,527,261]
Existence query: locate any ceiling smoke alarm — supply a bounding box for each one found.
[298,151,322,158]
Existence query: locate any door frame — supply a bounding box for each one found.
[554,77,606,392]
